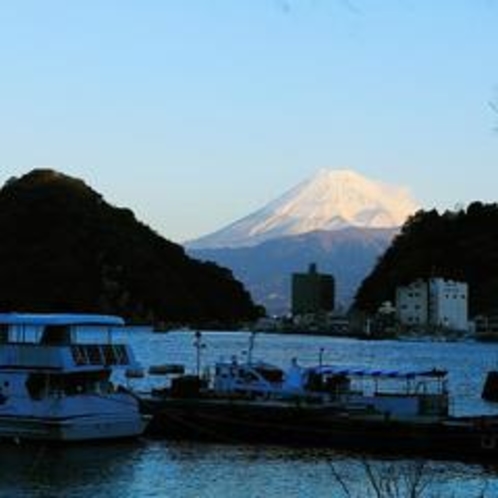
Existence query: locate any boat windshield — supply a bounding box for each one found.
[40,325,71,345]
[253,366,283,383]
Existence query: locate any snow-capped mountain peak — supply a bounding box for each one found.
[187,168,419,249]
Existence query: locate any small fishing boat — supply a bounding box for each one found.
[138,335,498,460]
[0,313,150,442]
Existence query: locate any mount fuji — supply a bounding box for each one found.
[187,169,418,250]
[187,169,419,314]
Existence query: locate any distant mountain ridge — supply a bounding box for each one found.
[187,169,418,250]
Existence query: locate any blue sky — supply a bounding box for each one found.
[1,1,497,242]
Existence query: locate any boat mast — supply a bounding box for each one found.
[247,331,256,365]
[194,330,205,376]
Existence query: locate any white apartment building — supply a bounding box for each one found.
[396,278,468,331]
[428,278,468,330]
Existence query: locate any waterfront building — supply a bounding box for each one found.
[396,278,468,331]
[291,263,335,316]
[396,280,429,327]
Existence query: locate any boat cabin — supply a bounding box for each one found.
[304,365,450,419]
[213,358,285,396]
[0,313,143,402]
[0,313,138,372]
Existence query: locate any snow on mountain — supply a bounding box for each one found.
[187,169,419,249]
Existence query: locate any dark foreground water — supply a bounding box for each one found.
[4,330,498,497]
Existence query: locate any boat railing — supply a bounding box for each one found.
[70,344,131,366]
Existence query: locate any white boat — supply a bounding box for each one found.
[0,313,149,442]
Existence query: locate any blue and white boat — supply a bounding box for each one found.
[140,343,498,460]
[0,313,149,442]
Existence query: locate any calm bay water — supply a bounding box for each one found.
[3,330,498,497]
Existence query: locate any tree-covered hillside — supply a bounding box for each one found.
[354,203,498,317]
[0,169,261,326]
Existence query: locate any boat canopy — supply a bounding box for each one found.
[307,365,447,379]
[0,313,125,327]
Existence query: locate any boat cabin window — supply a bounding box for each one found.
[26,371,113,399]
[0,324,8,343]
[255,367,284,384]
[40,324,71,345]
[306,372,350,393]
[239,369,259,382]
[26,373,46,399]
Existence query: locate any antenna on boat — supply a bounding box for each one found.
[247,330,256,365]
[193,330,206,377]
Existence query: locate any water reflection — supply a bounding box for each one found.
[1,438,498,497]
[0,440,145,498]
[138,442,498,498]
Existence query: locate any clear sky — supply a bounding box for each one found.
[1,1,497,243]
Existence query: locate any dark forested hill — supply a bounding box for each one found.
[0,169,261,326]
[353,203,498,316]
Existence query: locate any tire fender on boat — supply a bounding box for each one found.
[481,434,496,450]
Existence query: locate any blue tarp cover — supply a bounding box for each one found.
[307,365,447,379]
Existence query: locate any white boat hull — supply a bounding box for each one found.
[0,387,149,442]
[0,412,149,442]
